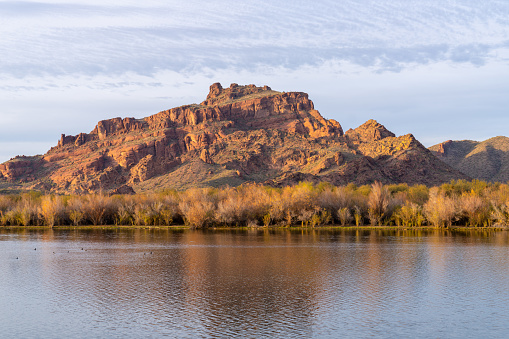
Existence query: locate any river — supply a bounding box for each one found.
[1,228,509,338]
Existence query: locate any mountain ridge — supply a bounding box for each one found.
[429,136,509,182]
[0,83,468,194]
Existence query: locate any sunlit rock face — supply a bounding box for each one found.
[0,83,467,194]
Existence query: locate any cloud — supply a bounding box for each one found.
[1,0,509,162]
[1,0,508,78]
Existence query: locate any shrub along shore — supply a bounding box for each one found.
[1,180,509,228]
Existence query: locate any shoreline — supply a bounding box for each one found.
[2,225,508,232]
[2,180,509,228]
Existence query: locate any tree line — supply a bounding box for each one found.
[1,180,508,228]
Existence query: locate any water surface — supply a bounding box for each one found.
[1,228,509,338]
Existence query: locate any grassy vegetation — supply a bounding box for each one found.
[1,180,509,228]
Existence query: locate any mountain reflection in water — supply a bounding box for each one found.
[1,228,509,338]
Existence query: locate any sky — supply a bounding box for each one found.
[1,0,509,163]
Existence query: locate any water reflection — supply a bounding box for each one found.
[1,228,509,338]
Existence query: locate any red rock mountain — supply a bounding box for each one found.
[0,83,468,194]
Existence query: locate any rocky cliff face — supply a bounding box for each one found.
[0,83,467,194]
[430,137,509,182]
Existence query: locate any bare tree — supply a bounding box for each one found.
[368,182,391,226]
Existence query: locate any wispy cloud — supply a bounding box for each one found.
[1,0,508,78]
[1,0,509,162]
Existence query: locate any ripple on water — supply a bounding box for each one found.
[1,229,509,338]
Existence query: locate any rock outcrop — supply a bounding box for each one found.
[0,83,468,194]
[345,119,395,143]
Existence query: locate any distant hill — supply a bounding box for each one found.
[429,136,509,182]
[0,83,467,194]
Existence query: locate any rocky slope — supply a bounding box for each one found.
[429,137,509,182]
[0,83,468,194]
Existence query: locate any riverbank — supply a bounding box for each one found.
[2,225,508,232]
[1,179,509,228]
